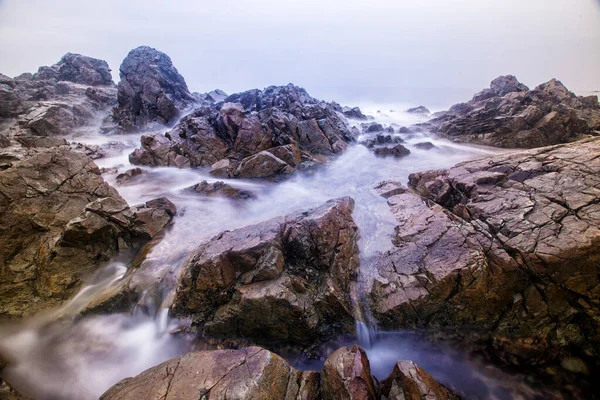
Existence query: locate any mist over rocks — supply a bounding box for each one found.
[423,75,600,148]
[111,46,196,132]
[370,137,600,376]
[129,83,357,178]
[33,53,114,87]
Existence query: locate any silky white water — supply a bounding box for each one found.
[1,109,549,399]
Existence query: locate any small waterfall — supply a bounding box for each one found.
[355,320,377,348]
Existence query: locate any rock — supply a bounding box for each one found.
[130,84,355,178]
[33,53,114,86]
[423,75,600,148]
[234,151,294,178]
[16,136,68,149]
[0,54,117,140]
[380,361,459,400]
[112,46,196,131]
[405,106,430,114]
[361,134,404,148]
[70,143,105,159]
[189,180,255,200]
[100,347,320,400]
[115,167,145,185]
[171,197,359,343]
[321,345,378,400]
[342,106,368,120]
[210,158,234,178]
[373,144,410,158]
[362,122,384,133]
[369,138,600,368]
[0,382,33,400]
[414,141,435,150]
[0,147,176,318]
[374,180,407,198]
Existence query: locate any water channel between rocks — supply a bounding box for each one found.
[2,109,552,399]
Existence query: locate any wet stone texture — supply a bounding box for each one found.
[370,137,600,371]
[171,197,360,344]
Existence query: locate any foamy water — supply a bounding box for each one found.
[1,109,553,399]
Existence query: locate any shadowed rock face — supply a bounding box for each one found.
[112,46,196,131]
[370,138,600,370]
[171,197,359,344]
[423,75,600,148]
[99,345,456,400]
[0,146,176,318]
[32,53,114,87]
[129,84,356,178]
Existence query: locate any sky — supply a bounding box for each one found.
[0,0,598,108]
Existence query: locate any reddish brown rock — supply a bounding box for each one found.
[171,197,359,343]
[321,345,378,400]
[380,361,458,400]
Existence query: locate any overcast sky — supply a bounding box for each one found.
[0,0,598,108]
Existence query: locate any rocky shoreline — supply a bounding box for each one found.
[1,45,599,399]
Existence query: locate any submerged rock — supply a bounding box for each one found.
[423,75,600,148]
[115,167,145,185]
[171,197,359,343]
[129,84,355,178]
[414,141,435,150]
[111,46,196,132]
[370,138,600,370]
[373,144,410,158]
[0,146,176,318]
[189,180,255,200]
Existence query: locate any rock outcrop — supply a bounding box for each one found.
[111,46,196,132]
[189,180,255,200]
[0,54,116,141]
[373,144,410,158]
[424,75,600,148]
[171,197,359,344]
[0,146,176,318]
[370,137,600,371]
[100,346,455,400]
[129,84,356,178]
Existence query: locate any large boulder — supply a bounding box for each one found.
[32,53,113,86]
[171,197,359,343]
[423,75,600,148]
[112,46,196,131]
[369,137,600,371]
[129,84,356,178]
[100,347,320,400]
[0,146,176,318]
[321,345,378,400]
[0,54,117,139]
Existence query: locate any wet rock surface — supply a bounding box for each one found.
[111,46,196,132]
[0,146,176,318]
[100,345,454,400]
[373,144,411,158]
[423,75,600,148]
[0,54,116,141]
[370,138,600,373]
[129,84,356,178]
[189,180,255,200]
[171,197,360,344]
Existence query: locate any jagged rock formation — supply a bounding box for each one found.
[171,197,359,343]
[111,46,196,131]
[188,180,255,200]
[0,54,116,142]
[129,84,356,178]
[406,105,430,115]
[369,137,600,372]
[0,146,176,318]
[424,75,600,148]
[99,345,455,400]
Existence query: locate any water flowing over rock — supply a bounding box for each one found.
[0,54,116,141]
[111,46,196,132]
[129,84,356,178]
[100,345,455,400]
[188,180,255,200]
[423,75,600,148]
[370,137,600,372]
[171,197,359,344]
[0,146,176,318]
